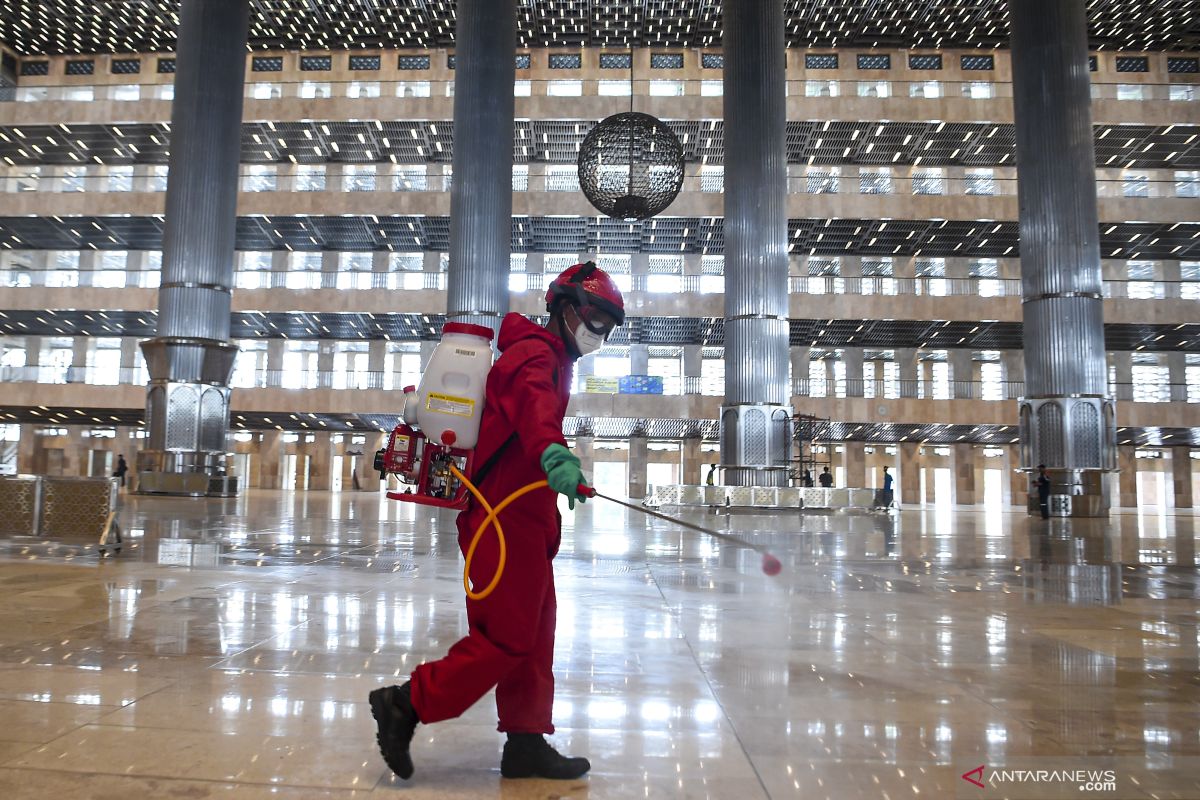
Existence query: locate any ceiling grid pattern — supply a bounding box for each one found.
[2,0,1197,54]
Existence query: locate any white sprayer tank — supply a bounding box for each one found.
[414,322,494,449]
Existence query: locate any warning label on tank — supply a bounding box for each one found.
[425,392,475,417]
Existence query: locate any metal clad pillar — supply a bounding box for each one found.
[1010,0,1115,515]
[721,0,789,487]
[139,0,247,495]
[445,0,517,337]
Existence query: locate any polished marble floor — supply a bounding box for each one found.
[0,489,1197,799]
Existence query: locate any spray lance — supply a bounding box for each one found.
[577,485,784,576]
[377,322,782,602]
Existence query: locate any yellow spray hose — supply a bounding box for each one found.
[448,463,548,601]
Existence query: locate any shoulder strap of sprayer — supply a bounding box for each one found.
[470,360,560,489]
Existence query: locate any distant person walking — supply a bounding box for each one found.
[801,469,814,488]
[873,466,895,511]
[1035,464,1051,519]
[705,463,718,486]
[113,454,128,488]
[818,466,833,488]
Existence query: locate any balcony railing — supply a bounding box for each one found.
[7,168,1195,203]
[3,79,1193,104]
[3,266,1197,300]
[792,378,1198,403]
[3,364,1195,404]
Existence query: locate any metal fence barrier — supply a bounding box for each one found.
[646,484,883,512]
[0,476,123,553]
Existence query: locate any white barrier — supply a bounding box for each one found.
[646,484,882,511]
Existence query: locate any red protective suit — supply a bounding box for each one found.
[410,312,573,734]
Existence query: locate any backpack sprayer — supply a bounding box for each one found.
[374,318,783,601]
[373,321,562,601]
[374,322,495,511]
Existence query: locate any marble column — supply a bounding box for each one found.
[1171,447,1193,510]
[1166,352,1187,403]
[843,441,866,488]
[70,338,89,384]
[316,342,336,389]
[1117,445,1138,508]
[258,431,282,490]
[628,432,648,500]
[371,251,390,289]
[368,340,387,389]
[120,337,140,385]
[899,443,921,506]
[1003,350,1025,395]
[320,251,339,290]
[76,250,98,288]
[17,424,39,474]
[630,344,649,376]
[951,350,975,400]
[631,253,649,292]
[24,335,41,380]
[575,433,595,477]
[843,347,864,398]
[682,433,703,485]
[953,443,977,505]
[271,251,289,289]
[305,433,334,492]
[683,345,703,395]
[266,340,285,388]
[1111,351,1133,402]
[896,348,919,398]
[363,432,387,488]
[1007,445,1029,509]
[790,346,809,396]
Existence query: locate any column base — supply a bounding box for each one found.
[1026,468,1111,517]
[719,403,792,487]
[136,450,236,497]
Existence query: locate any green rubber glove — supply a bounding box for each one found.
[540,443,588,510]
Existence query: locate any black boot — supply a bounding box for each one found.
[369,682,419,779]
[500,733,590,780]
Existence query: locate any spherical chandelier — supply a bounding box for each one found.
[577,111,685,221]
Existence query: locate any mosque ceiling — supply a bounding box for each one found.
[1,1,1196,56]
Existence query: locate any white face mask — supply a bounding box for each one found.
[573,323,604,355]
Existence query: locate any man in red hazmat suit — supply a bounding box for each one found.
[370,262,625,781]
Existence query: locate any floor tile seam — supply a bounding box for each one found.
[643,563,773,800]
[0,716,124,767]
[0,742,42,765]
[0,761,383,793]
[207,616,318,667]
[94,680,184,714]
[0,696,128,714]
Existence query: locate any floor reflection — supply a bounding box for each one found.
[0,489,1196,798]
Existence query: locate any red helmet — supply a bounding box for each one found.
[545,261,625,326]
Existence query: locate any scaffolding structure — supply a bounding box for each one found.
[790,413,833,487]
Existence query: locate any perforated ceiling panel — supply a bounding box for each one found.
[2,1,1196,55]
[2,216,1197,261]
[2,121,1195,171]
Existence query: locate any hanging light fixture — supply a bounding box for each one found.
[577,48,684,221]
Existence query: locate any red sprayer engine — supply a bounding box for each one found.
[373,323,494,509]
